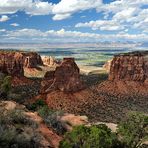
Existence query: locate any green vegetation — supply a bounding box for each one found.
[38,105,66,135]
[117,112,148,148]
[60,112,148,148]
[0,108,41,148]
[26,99,46,111]
[60,124,122,148]
[0,74,12,98]
[27,99,66,135]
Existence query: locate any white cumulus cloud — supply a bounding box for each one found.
[0,15,9,22]
[52,0,102,20]
[10,23,20,27]
[75,20,124,31]
[1,28,147,42]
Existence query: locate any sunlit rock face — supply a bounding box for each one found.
[0,51,24,76]
[41,58,85,93]
[0,51,43,76]
[103,60,112,72]
[41,56,60,66]
[109,51,148,82]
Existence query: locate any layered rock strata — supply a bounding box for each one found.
[42,56,60,66]
[41,58,85,93]
[109,51,148,82]
[23,52,43,68]
[0,51,24,76]
[0,50,43,76]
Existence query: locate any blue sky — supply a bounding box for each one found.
[0,0,147,43]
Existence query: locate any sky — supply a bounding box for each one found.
[0,0,147,43]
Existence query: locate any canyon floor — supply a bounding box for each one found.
[10,65,148,123]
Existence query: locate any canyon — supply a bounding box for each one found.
[0,49,148,147]
[0,50,148,123]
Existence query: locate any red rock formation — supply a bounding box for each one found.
[23,52,43,68]
[41,58,85,93]
[42,56,60,66]
[103,60,112,72]
[0,51,24,76]
[109,51,148,82]
[0,50,43,76]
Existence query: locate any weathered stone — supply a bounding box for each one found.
[42,56,60,66]
[103,60,112,72]
[41,58,85,93]
[44,70,55,79]
[23,52,43,68]
[109,51,148,82]
[0,51,24,76]
[0,50,43,76]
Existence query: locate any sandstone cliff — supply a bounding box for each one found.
[109,51,148,82]
[41,56,60,66]
[0,50,43,76]
[0,51,24,76]
[23,52,43,68]
[41,58,85,93]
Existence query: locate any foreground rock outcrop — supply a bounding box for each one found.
[0,101,62,148]
[41,58,85,93]
[109,51,148,82]
[0,50,43,76]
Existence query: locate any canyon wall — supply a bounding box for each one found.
[23,52,43,68]
[41,56,60,66]
[0,51,24,76]
[109,51,148,82]
[0,50,43,76]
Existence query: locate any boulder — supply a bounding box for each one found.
[41,58,85,93]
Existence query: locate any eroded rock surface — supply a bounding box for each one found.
[0,50,43,76]
[109,51,148,82]
[41,58,85,93]
[23,52,43,68]
[42,56,60,66]
[0,51,24,76]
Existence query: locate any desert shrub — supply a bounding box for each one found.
[0,75,12,98]
[26,99,46,111]
[37,105,54,117]
[38,106,66,135]
[60,124,122,148]
[0,109,37,128]
[0,125,41,148]
[117,112,148,148]
[27,100,66,135]
[0,108,41,148]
